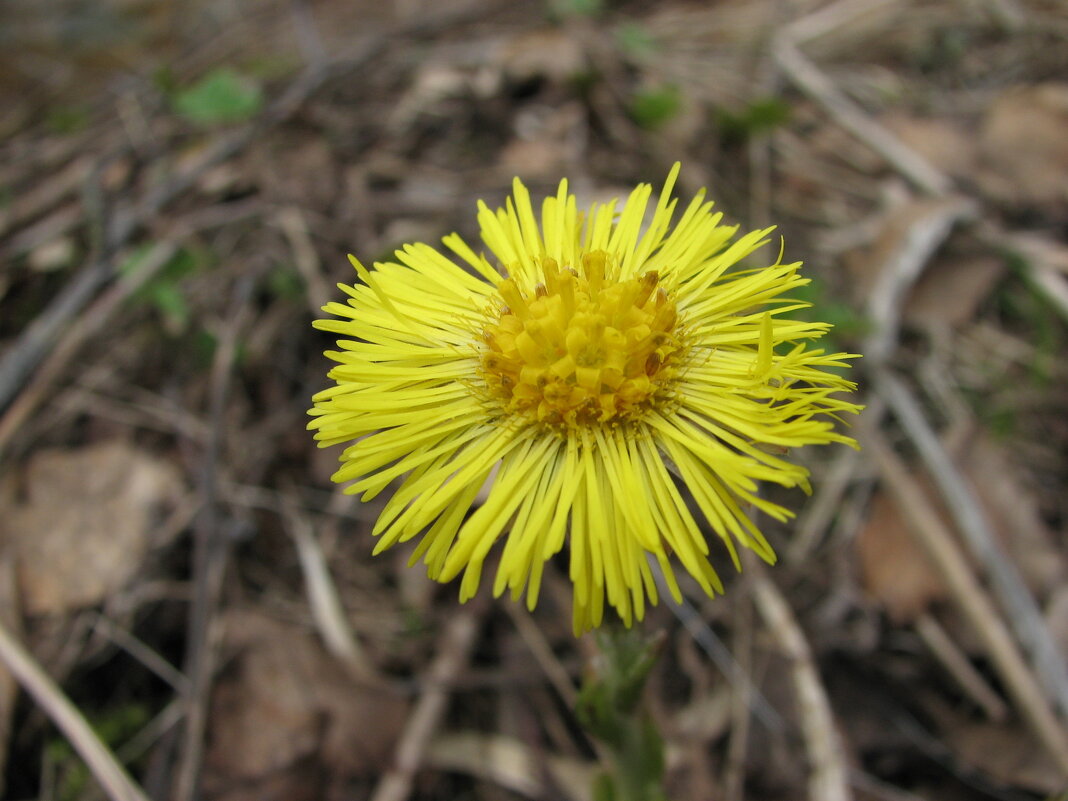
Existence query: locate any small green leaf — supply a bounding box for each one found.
[268,264,305,300]
[192,329,218,366]
[46,105,91,134]
[173,68,263,125]
[121,245,206,334]
[629,85,682,130]
[716,97,792,144]
[592,772,617,801]
[548,0,604,19]
[149,282,189,330]
[153,65,178,95]
[615,23,658,60]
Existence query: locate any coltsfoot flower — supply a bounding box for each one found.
[309,164,860,633]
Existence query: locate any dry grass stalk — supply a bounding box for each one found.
[284,501,382,683]
[370,602,485,801]
[914,612,1009,722]
[861,423,1068,776]
[0,617,151,801]
[753,572,852,801]
[876,370,1068,721]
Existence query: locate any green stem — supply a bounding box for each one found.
[577,626,667,801]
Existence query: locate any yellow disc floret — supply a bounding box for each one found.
[479,250,685,427]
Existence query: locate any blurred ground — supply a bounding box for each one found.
[1,0,1068,799]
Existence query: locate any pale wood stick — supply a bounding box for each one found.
[370,602,485,801]
[876,370,1068,720]
[914,613,1009,722]
[753,572,852,801]
[0,617,151,801]
[862,424,1068,775]
[283,501,381,684]
[772,35,950,196]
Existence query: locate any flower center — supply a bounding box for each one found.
[478,251,684,427]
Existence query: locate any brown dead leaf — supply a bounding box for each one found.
[500,28,587,85]
[204,609,407,794]
[499,101,586,178]
[256,137,339,211]
[857,489,949,624]
[903,255,1005,330]
[978,83,1068,207]
[859,429,1063,625]
[945,719,1066,794]
[959,433,1064,599]
[881,114,977,181]
[1,441,182,616]
[499,138,565,177]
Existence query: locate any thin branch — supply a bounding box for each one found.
[753,571,851,801]
[862,198,977,364]
[875,369,1068,721]
[283,501,382,684]
[861,421,1068,775]
[723,587,755,801]
[914,613,1008,722]
[0,617,151,801]
[0,553,18,797]
[173,275,256,801]
[91,614,190,696]
[275,205,333,315]
[425,731,594,801]
[370,601,486,801]
[504,604,579,709]
[983,226,1068,323]
[650,557,783,733]
[773,0,951,197]
[787,446,865,562]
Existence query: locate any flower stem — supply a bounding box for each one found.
[577,626,668,801]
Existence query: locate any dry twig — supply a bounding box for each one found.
[723,587,755,801]
[426,731,594,801]
[753,571,851,801]
[875,369,1068,722]
[0,554,17,796]
[504,604,578,708]
[173,276,256,801]
[0,240,178,457]
[283,500,382,683]
[914,613,1008,722]
[788,446,866,562]
[772,0,951,197]
[276,205,333,316]
[652,558,782,733]
[370,602,486,801]
[91,615,190,696]
[861,198,978,364]
[861,422,1068,775]
[983,226,1068,323]
[0,617,151,801]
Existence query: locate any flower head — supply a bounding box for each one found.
[310,164,860,633]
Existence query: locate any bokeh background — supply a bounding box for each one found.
[1,0,1067,799]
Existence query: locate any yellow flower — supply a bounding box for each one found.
[309,164,861,633]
